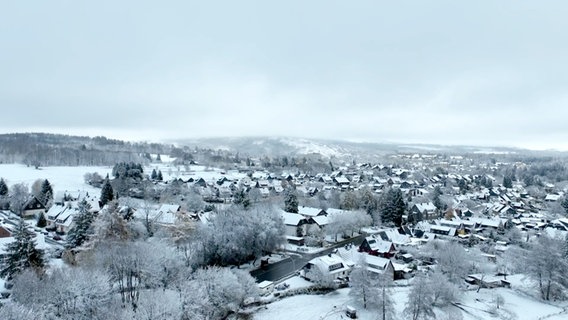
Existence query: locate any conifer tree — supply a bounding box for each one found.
[151,169,158,180]
[157,170,163,181]
[0,178,8,197]
[39,179,53,208]
[379,188,405,227]
[100,177,114,206]
[36,211,47,228]
[0,219,44,279]
[284,189,299,213]
[233,189,251,209]
[66,200,94,248]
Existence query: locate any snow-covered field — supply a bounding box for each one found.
[253,275,568,320]
[0,162,246,195]
[0,164,112,195]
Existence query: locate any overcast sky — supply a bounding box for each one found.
[1,1,567,150]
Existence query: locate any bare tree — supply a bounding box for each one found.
[9,183,29,217]
[404,273,435,320]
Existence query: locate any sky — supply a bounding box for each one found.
[1,1,568,150]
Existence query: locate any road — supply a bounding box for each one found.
[251,234,365,283]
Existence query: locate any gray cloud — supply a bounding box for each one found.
[1,1,567,150]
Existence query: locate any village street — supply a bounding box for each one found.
[251,234,365,283]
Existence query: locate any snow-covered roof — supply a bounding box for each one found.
[414,202,436,212]
[311,215,330,226]
[308,254,351,275]
[298,207,326,217]
[365,237,395,253]
[281,211,306,226]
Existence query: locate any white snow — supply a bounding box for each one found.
[252,274,568,320]
[0,164,112,195]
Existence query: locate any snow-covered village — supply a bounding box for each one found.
[4,1,568,319]
[0,134,568,319]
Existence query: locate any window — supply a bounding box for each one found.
[329,263,343,271]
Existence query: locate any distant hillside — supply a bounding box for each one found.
[173,136,534,161]
[0,133,170,167]
[1,133,564,168]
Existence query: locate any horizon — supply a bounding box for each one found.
[2,130,566,153]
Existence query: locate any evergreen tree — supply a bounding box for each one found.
[157,170,163,181]
[0,219,44,279]
[0,178,8,197]
[379,188,405,227]
[151,169,158,180]
[39,179,53,207]
[232,189,251,209]
[561,197,568,215]
[100,177,114,206]
[66,200,94,248]
[503,175,513,189]
[284,189,299,213]
[156,154,162,161]
[36,211,47,228]
[432,186,445,215]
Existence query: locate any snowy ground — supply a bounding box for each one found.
[0,164,112,195]
[252,275,568,320]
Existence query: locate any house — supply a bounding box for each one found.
[359,236,397,258]
[365,255,395,279]
[149,204,182,226]
[334,176,350,188]
[55,207,79,234]
[46,204,67,227]
[194,178,207,187]
[22,196,46,218]
[466,274,511,289]
[310,215,330,229]
[411,202,437,220]
[0,226,11,238]
[258,280,274,296]
[298,206,327,218]
[337,246,395,280]
[319,176,334,184]
[281,211,310,238]
[429,225,457,237]
[302,253,351,282]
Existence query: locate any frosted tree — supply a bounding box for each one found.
[349,257,376,309]
[0,219,44,279]
[329,210,372,240]
[197,206,286,266]
[429,240,474,284]
[121,289,182,320]
[11,267,110,319]
[350,255,395,319]
[9,183,29,217]
[358,186,379,215]
[181,267,259,319]
[404,273,435,320]
[92,201,130,242]
[375,271,396,320]
[428,270,458,307]
[516,233,568,300]
[0,301,39,320]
